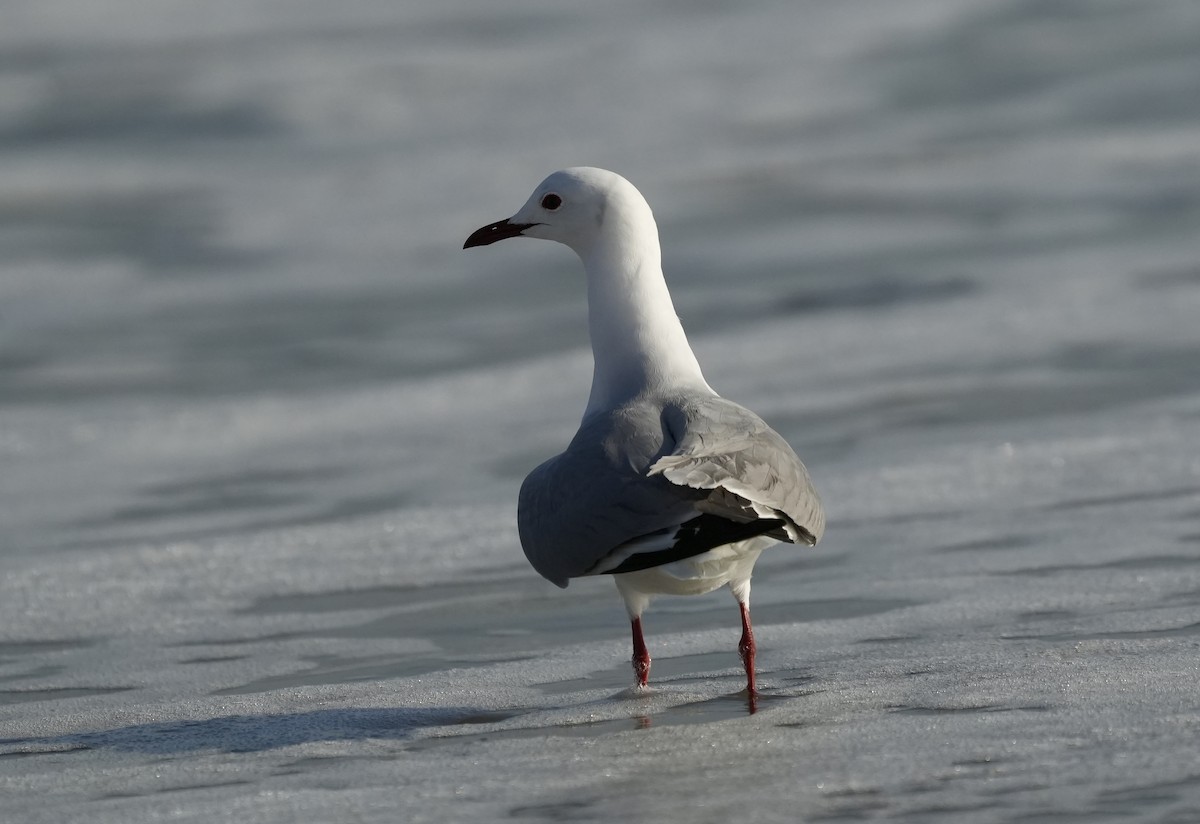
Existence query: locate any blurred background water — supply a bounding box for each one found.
[3,1,1200,820]
[4,0,1197,558]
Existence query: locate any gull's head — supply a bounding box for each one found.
[463,167,655,258]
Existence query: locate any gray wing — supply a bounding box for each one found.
[517,394,824,588]
[518,402,704,587]
[649,395,825,548]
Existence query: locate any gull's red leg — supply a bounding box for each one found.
[738,601,757,697]
[631,616,651,687]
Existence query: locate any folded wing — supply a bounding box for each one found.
[517,395,824,588]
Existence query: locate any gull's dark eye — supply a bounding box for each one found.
[541,193,562,211]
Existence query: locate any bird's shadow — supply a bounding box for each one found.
[0,666,803,758]
[0,707,517,757]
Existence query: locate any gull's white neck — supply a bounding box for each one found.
[577,212,712,418]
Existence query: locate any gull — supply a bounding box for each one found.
[464,167,824,698]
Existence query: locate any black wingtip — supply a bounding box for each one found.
[605,516,786,575]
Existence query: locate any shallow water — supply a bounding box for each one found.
[3,1,1200,822]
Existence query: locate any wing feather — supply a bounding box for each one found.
[649,396,825,546]
[517,394,825,588]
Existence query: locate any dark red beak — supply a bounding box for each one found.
[463,219,537,249]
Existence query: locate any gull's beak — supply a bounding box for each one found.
[463,218,537,249]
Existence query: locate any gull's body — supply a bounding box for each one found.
[464,167,824,696]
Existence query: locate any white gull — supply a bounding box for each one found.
[464,167,825,697]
